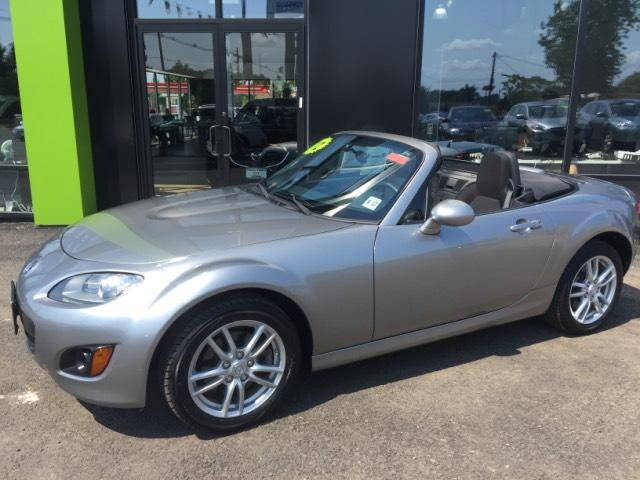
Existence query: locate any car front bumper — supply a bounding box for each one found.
[13,240,188,409]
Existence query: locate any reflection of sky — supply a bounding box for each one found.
[0,0,13,47]
[422,0,640,91]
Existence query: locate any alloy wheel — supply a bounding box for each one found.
[569,255,617,325]
[187,320,286,418]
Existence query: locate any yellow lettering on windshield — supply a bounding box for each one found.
[304,137,333,155]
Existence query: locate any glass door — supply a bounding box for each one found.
[219,27,302,186]
[138,24,303,195]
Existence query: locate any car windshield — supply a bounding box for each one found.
[450,108,496,123]
[528,104,568,119]
[610,102,640,119]
[263,134,422,222]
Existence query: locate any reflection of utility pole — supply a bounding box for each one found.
[485,51,497,104]
[157,32,166,71]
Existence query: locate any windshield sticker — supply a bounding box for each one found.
[362,196,382,211]
[304,137,333,155]
[386,152,409,165]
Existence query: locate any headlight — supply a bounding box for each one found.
[615,121,634,129]
[49,273,143,304]
[448,128,460,134]
[527,122,545,131]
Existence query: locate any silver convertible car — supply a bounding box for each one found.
[12,131,639,432]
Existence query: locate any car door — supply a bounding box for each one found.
[373,203,556,340]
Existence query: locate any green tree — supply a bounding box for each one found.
[539,0,640,95]
[0,43,19,96]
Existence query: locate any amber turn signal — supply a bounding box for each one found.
[89,346,114,376]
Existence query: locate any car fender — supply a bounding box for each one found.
[539,202,634,289]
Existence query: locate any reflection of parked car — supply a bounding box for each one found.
[418,112,446,140]
[577,99,640,153]
[439,106,498,141]
[15,131,638,432]
[503,100,568,155]
[436,140,504,162]
[232,98,298,150]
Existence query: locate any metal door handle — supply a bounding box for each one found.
[220,125,232,157]
[208,124,220,155]
[510,219,543,233]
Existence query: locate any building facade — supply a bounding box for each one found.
[3,0,640,224]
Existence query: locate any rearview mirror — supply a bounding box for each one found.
[420,199,475,235]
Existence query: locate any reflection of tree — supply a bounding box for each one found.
[420,84,481,112]
[616,71,640,95]
[167,59,212,78]
[539,0,640,94]
[0,43,19,96]
[501,74,562,103]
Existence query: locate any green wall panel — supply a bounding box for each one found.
[9,0,96,225]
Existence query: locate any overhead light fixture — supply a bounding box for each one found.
[433,4,448,20]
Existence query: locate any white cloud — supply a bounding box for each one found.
[444,59,488,71]
[442,38,501,51]
[626,50,640,64]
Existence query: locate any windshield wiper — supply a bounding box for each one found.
[255,183,311,215]
[274,191,312,215]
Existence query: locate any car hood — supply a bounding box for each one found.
[448,121,497,129]
[529,117,567,129]
[61,186,349,265]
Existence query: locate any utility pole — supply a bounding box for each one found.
[485,51,497,104]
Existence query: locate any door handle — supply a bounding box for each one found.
[510,219,543,233]
[207,124,220,156]
[220,125,232,157]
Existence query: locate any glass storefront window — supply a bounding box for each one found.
[419,0,578,171]
[137,0,215,19]
[0,0,31,215]
[575,0,640,188]
[222,0,304,19]
[143,32,216,195]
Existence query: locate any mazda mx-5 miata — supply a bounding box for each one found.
[12,132,638,432]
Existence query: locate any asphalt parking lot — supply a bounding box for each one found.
[1,224,639,480]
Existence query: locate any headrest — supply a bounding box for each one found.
[476,151,522,203]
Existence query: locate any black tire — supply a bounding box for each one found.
[158,294,301,432]
[544,240,623,334]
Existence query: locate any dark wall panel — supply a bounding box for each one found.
[308,0,420,144]
[79,0,141,210]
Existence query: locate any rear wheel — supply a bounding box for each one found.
[159,295,301,432]
[545,240,623,334]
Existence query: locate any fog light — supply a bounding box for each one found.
[60,345,114,377]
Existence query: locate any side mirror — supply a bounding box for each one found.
[420,199,475,235]
[515,113,526,120]
[596,111,608,118]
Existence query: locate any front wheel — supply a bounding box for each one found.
[545,240,623,334]
[159,295,301,432]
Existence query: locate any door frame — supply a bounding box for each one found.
[132,20,306,197]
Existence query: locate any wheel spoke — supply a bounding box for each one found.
[592,296,604,314]
[570,291,587,299]
[250,363,284,374]
[221,381,236,417]
[596,266,615,287]
[190,367,226,384]
[249,373,276,389]
[236,381,245,416]
[574,298,589,321]
[597,292,610,308]
[251,333,276,358]
[207,337,231,362]
[193,376,225,396]
[580,300,591,323]
[244,325,265,355]
[586,259,596,281]
[221,326,237,354]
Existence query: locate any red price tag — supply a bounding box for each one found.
[386,152,409,165]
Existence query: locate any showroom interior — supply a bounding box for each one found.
[3,0,640,224]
